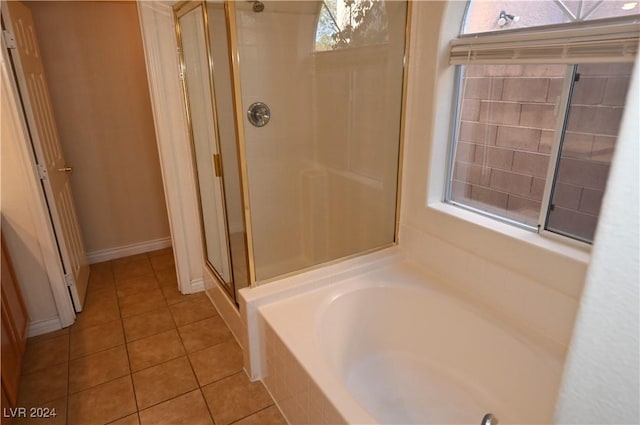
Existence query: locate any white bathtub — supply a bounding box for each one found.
[245,253,563,424]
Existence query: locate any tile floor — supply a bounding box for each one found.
[15,248,286,425]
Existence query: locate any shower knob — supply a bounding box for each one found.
[247,102,270,127]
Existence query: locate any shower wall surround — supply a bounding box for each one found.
[234,1,407,282]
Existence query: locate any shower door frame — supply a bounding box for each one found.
[173,0,236,299]
[137,0,413,292]
[224,0,413,285]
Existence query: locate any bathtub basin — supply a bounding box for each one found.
[256,259,562,424]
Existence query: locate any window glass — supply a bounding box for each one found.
[448,1,637,244]
[463,0,639,35]
[547,62,633,242]
[451,64,564,227]
[315,0,389,51]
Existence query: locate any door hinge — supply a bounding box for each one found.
[213,153,222,177]
[574,72,581,82]
[64,273,75,288]
[3,30,17,49]
[36,163,48,180]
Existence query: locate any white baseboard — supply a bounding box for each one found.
[87,237,172,264]
[182,277,205,294]
[28,316,63,337]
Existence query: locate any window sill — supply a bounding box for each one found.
[426,201,591,266]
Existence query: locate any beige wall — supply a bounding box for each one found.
[28,1,169,255]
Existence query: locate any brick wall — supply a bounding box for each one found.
[452,63,632,240]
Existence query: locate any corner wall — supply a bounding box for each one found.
[554,55,639,425]
[28,1,170,260]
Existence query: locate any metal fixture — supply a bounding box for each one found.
[498,10,519,27]
[481,413,499,425]
[57,166,73,174]
[251,1,264,13]
[247,102,270,127]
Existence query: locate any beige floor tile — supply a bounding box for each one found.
[169,296,217,327]
[178,316,233,353]
[149,252,175,273]
[127,329,185,372]
[202,372,273,425]
[88,261,115,286]
[68,376,137,425]
[69,345,130,393]
[72,295,120,330]
[87,276,117,295]
[123,307,175,342]
[13,397,67,425]
[26,327,69,346]
[155,268,178,287]
[132,356,198,410]
[139,389,213,425]
[116,275,161,298]
[85,284,118,305]
[69,319,125,359]
[109,413,140,425]
[21,334,69,375]
[160,284,184,305]
[118,288,167,318]
[113,257,155,282]
[232,406,287,425]
[189,339,243,386]
[17,362,68,406]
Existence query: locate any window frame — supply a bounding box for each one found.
[444,9,639,248]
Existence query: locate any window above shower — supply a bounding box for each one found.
[315,0,390,51]
[445,1,639,244]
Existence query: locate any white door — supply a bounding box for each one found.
[2,1,89,312]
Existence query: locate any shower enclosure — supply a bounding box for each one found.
[174,0,408,300]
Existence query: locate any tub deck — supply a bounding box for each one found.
[242,250,562,424]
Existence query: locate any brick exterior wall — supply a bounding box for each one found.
[451,63,632,240]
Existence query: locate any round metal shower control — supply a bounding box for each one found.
[247,102,270,127]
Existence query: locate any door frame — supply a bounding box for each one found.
[1,35,76,328]
[137,1,244,347]
[137,1,206,296]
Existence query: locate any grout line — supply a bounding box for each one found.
[112,260,142,416]
[227,403,277,425]
[67,371,132,397]
[198,369,246,389]
[198,386,217,425]
[66,315,72,425]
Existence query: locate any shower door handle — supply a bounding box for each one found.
[247,102,270,127]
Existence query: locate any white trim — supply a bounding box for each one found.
[202,266,243,348]
[186,277,205,294]
[87,237,172,264]
[28,317,63,337]
[452,19,639,64]
[137,1,205,296]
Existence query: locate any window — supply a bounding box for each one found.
[315,0,389,51]
[446,1,638,244]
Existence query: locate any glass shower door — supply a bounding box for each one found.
[175,3,233,287]
[233,1,408,281]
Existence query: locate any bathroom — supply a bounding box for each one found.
[1,0,638,424]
